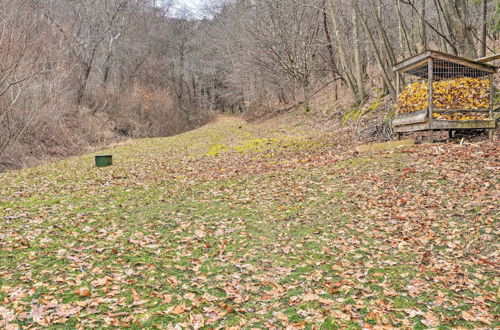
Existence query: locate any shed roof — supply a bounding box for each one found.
[393,50,497,79]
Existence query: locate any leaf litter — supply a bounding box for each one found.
[0,116,498,328]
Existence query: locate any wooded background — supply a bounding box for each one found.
[1,0,498,169]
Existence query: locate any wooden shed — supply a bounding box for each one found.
[392,50,498,139]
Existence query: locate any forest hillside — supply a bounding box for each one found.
[1,0,499,170]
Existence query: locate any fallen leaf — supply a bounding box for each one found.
[74,287,91,297]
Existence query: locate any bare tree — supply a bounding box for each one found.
[0,1,43,157]
[2,0,498,169]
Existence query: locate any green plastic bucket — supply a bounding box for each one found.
[95,155,113,167]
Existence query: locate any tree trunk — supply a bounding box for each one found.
[373,1,396,67]
[327,0,358,100]
[77,65,92,106]
[354,2,396,100]
[303,84,310,112]
[480,0,488,57]
[395,0,414,56]
[353,11,365,102]
[322,0,340,79]
[442,0,477,58]
[419,0,427,51]
[433,0,447,52]
[102,52,112,86]
[77,45,98,107]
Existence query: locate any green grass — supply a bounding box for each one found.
[0,116,498,328]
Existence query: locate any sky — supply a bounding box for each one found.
[172,0,207,18]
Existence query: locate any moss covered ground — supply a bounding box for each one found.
[0,116,498,328]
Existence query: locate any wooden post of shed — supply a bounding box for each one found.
[395,73,402,140]
[396,73,400,94]
[489,73,495,140]
[428,58,434,141]
[489,74,494,118]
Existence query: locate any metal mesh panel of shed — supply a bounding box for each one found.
[393,50,496,76]
[406,60,492,80]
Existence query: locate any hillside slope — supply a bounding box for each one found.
[0,116,498,328]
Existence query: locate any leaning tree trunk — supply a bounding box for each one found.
[395,0,415,56]
[327,0,358,100]
[353,1,396,100]
[352,10,365,102]
[442,0,477,58]
[322,0,340,80]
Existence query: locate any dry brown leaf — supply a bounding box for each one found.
[74,287,91,297]
[168,304,187,315]
[421,311,440,327]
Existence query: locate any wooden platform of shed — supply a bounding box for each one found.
[393,119,497,133]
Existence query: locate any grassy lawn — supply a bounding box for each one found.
[0,116,498,328]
